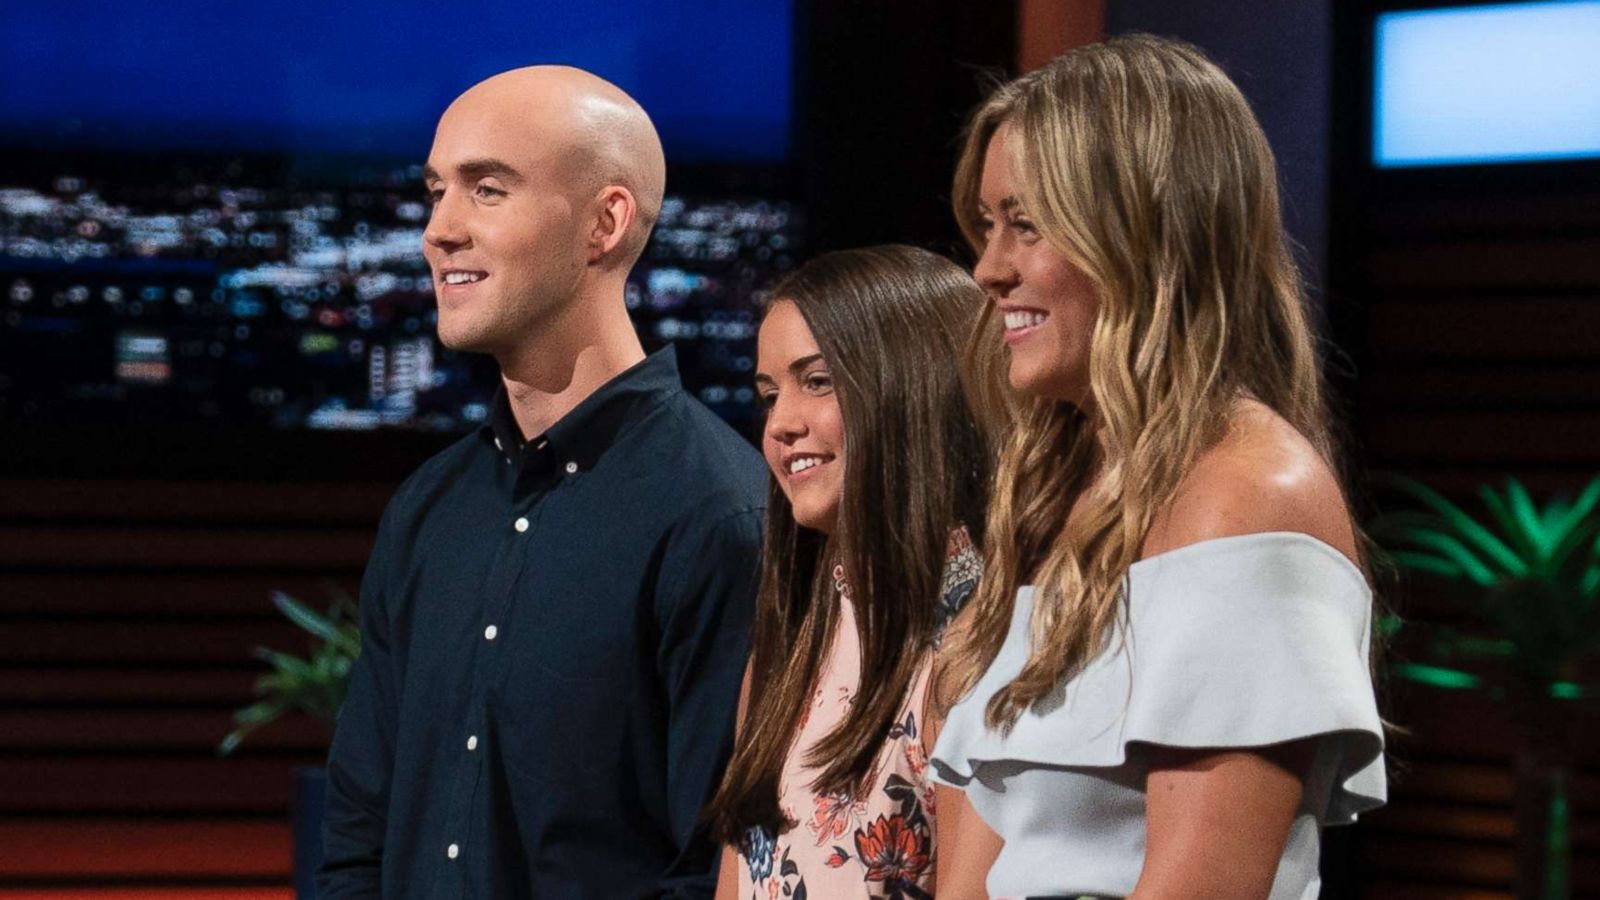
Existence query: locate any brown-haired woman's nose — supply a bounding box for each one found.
[764,393,807,444]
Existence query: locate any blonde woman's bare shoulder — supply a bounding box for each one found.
[1143,399,1358,564]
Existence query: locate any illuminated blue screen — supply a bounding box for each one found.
[0,0,792,163]
[1374,0,1600,168]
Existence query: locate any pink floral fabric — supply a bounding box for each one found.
[735,529,980,900]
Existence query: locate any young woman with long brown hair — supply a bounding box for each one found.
[705,245,991,900]
[928,36,1386,899]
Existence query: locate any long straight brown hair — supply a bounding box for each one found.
[705,245,993,842]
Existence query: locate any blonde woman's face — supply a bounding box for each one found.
[972,127,1100,406]
[755,300,845,534]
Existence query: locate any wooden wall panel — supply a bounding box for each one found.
[1366,237,1600,292]
[1367,298,1600,363]
[0,479,378,893]
[0,821,291,879]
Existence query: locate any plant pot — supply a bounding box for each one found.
[1511,690,1577,900]
[293,766,328,899]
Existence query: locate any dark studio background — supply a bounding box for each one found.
[2,0,1597,896]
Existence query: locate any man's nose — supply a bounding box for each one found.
[423,192,469,252]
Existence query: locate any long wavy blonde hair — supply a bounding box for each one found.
[940,35,1341,731]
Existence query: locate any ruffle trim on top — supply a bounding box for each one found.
[930,532,1386,825]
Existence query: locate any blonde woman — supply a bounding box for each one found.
[928,36,1386,899]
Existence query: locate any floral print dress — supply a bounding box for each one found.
[736,529,982,900]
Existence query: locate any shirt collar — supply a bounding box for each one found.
[483,345,682,471]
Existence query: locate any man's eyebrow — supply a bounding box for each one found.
[421,158,527,185]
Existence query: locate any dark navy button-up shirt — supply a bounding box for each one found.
[319,347,766,900]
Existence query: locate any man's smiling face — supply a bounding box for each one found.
[421,96,586,359]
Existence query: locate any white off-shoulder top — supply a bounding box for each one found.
[929,532,1386,900]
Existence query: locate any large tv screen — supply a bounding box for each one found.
[1373,0,1600,168]
[0,1,796,441]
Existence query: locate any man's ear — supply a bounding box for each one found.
[587,185,637,265]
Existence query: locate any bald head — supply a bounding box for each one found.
[436,66,666,268]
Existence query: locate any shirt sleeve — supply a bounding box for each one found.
[316,498,406,899]
[652,502,763,900]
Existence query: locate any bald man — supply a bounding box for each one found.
[319,67,766,899]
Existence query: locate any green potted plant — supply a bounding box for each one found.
[1374,475,1600,900]
[221,589,360,899]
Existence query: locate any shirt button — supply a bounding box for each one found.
[447,843,460,859]
[564,461,578,474]
[494,437,503,451]
[484,625,498,641]
[514,517,529,533]
[467,735,479,751]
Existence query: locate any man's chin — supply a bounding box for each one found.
[435,319,496,355]
[436,334,476,353]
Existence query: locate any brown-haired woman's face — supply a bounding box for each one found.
[755,300,845,533]
[972,127,1100,405]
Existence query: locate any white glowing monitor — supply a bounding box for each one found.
[1374,0,1600,167]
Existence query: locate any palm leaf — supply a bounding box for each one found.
[254,647,320,682]
[1547,682,1592,700]
[1505,480,1554,561]
[1376,473,1600,699]
[1479,486,1542,563]
[1544,517,1600,581]
[219,590,361,755]
[220,700,288,754]
[233,699,289,726]
[253,672,296,695]
[1389,550,1467,581]
[1394,662,1481,690]
[217,729,251,757]
[1392,528,1497,587]
[1384,476,1529,577]
[272,591,359,657]
[1549,477,1600,547]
